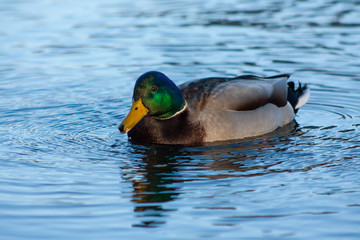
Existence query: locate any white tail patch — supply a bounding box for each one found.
[295,88,310,109]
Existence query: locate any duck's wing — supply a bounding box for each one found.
[179,76,240,112]
[179,74,290,112]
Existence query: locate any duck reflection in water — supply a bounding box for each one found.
[123,144,183,228]
[122,121,304,228]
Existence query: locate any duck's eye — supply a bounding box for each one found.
[151,86,157,92]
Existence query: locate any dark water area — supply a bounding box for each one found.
[1,0,360,239]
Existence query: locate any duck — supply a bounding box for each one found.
[118,71,310,145]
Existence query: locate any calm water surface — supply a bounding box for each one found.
[1,0,360,239]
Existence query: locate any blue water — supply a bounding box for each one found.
[1,0,360,239]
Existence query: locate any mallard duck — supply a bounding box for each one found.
[118,71,310,145]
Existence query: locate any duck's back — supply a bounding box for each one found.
[179,74,295,142]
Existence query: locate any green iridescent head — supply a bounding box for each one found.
[119,71,186,134]
[133,71,185,118]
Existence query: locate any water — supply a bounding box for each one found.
[1,0,360,239]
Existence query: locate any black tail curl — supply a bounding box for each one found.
[287,81,308,113]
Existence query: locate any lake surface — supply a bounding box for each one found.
[1,0,360,239]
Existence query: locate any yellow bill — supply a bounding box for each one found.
[119,99,149,133]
